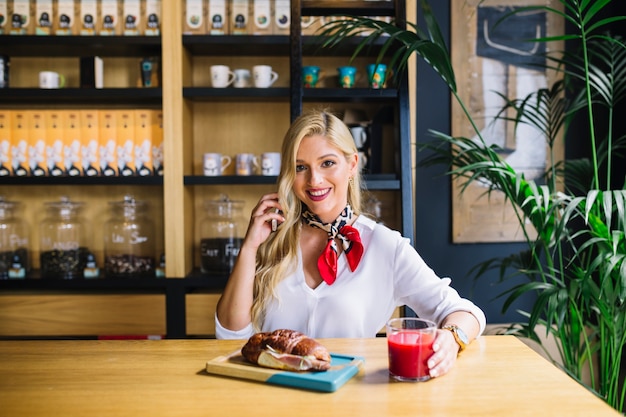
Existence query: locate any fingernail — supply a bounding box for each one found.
[427,360,434,368]
[430,368,438,377]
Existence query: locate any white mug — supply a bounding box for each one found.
[39,71,66,89]
[252,65,278,88]
[203,153,232,176]
[235,153,259,176]
[210,65,235,88]
[233,68,251,88]
[261,152,281,176]
[349,126,368,149]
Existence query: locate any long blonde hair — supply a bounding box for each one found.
[250,109,363,329]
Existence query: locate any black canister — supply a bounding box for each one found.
[199,195,245,275]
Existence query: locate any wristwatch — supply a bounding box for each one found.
[442,324,469,353]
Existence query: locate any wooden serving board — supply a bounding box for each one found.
[205,350,365,392]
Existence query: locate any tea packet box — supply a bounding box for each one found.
[62,110,82,176]
[98,110,118,176]
[34,0,53,35]
[54,0,77,35]
[230,0,249,35]
[45,111,65,176]
[80,110,99,176]
[183,0,205,34]
[28,111,47,176]
[98,0,121,35]
[0,0,8,34]
[207,0,226,35]
[143,0,160,35]
[79,0,97,35]
[134,109,154,176]
[10,111,29,176]
[273,0,289,35]
[116,110,136,176]
[0,110,11,176]
[9,0,34,35]
[122,0,140,35]
[250,0,271,36]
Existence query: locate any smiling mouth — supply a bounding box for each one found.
[307,188,330,200]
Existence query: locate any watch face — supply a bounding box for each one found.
[456,327,469,345]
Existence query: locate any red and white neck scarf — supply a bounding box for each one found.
[302,204,364,285]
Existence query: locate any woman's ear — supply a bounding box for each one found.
[349,152,359,175]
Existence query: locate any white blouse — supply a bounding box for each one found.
[215,215,486,339]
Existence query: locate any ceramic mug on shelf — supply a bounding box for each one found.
[210,65,235,88]
[252,65,278,88]
[203,153,232,176]
[0,55,9,88]
[233,68,251,88]
[260,152,281,176]
[302,65,322,88]
[235,153,260,176]
[337,66,357,88]
[39,71,66,89]
[366,63,387,89]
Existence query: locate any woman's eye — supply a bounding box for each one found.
[295,164,306,172]
[321,160,335,168]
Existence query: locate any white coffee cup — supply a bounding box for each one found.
[233,69,251,88]
[210,65,235,88]
[39,71,66,89]
[350,126,368,149]
[252,65,278,88]
[261,152,281,176]
[203,153,232,176]
[235,153,259,176]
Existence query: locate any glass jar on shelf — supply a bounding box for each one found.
[103,195,156,278]
[39,196,91,279]
[199,194,245,275]
[0,197,30,279]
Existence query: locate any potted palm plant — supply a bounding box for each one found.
[321,0,626,412]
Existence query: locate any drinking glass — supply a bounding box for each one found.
[386,317,436,382]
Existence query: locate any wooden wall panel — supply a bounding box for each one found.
[0,294,166,337]
[186,293,220,337]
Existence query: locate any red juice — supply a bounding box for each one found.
[387,330,435,380]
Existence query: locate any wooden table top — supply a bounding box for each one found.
[0,335,620,417]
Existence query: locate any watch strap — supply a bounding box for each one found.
[442,324,468,352]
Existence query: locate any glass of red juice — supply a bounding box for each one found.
[386,317,436,382]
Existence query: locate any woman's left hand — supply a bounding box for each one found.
[426,329,460,378]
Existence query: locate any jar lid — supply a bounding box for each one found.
[109,195,149,218]
[108,195,148,208]
[203,194,243,215]
[44,196,85,210]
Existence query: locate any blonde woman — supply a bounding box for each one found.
[216,110,485,378]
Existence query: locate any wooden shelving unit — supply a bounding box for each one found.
[0,0,412,339]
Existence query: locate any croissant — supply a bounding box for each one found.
[241,329,332,371]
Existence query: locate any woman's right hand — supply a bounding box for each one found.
[243,192,284,249]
